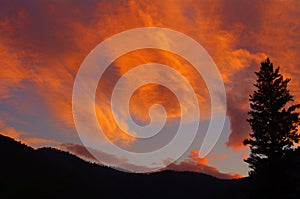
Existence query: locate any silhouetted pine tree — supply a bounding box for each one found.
[244,58,300,177]
[244,58,300,198]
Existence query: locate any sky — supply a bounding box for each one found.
[1,0,300,178]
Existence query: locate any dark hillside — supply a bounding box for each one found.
[0,134,249,199]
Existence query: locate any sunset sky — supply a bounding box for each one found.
[1,0,300,178]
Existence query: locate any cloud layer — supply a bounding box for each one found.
[1,0,300,174]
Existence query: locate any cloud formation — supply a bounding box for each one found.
[59,143,157,173]
[0,120,59,148]
[59,144,241,179]
[163,150,243,179]
[1,0,300,174]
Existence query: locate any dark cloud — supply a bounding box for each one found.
[59,143,156,173]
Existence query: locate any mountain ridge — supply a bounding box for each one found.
[0,134,249,199]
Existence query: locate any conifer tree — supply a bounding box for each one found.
[244,58,300,176]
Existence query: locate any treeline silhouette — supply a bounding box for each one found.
[247,147,300,199]
[0,134,249,199]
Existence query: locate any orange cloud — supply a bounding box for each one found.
[242,151,248,160]
[22,137,60,148]
[95,103,136,147]
[0,120,59,148]
[1,0,300,170]
[163,150,243,179]
[93,48,211,142]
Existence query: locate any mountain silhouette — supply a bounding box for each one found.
[0,134,249,199]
